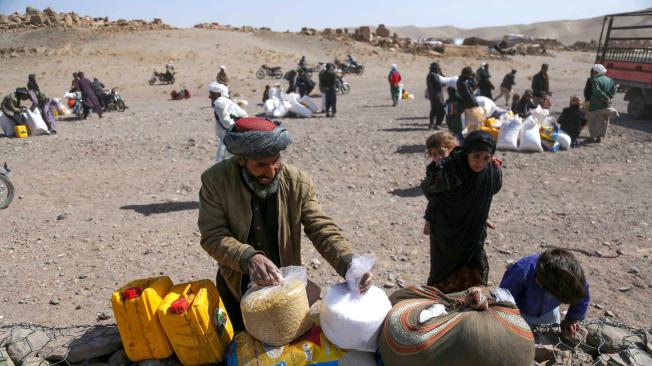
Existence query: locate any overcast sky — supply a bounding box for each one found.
[0,0,649,30]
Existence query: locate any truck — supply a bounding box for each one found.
[595,9,652,119]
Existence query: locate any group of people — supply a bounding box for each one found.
[70,71,105,119]
[421,61,616,148]
[2,74,61,134]
[420,128,589,338]
[195,112,590,340]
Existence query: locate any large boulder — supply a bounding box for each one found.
[43,7,57,16]
[25,6,39,15]
[0,15,9,24]
[30,14,44,26]
[63,13,74,27]
[356,26,372,42]
[376,24,390,38]
[1,348,16,366]
[586,324,634,353]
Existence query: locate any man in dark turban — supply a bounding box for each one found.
[198,117,374,331]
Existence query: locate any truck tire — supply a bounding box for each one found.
[627,94,648,119]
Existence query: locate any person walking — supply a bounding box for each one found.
[388,64,402,106]
[532,63,550,106]
[587,64,616,143]
[27,74,40,92]
[426,62,446,130]
[208,82,248,163]
[476,63,494,99]
[494,69,516,106]
[319,63,337,118]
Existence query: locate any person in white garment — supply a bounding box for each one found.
[208,81,248,163]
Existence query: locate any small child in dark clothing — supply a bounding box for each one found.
[558,96,586,147]
[444,87,463,143]
[420,132,460,235]
[510,93,520,114]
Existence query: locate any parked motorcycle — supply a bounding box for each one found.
[340,63,364,75]
[149,71,175,85]
[0,162,14,209]
[103,89,127,112]
[256,65,283,79]
[335,76,350,95]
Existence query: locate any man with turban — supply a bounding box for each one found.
[587,64,616,143]
[198,117,374,331]
[208,81,247,163]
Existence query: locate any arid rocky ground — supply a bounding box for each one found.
[0,28,650,329]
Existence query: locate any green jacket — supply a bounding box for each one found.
[1,94,22,117]
[589,74,616,111]
[198,158,354,300]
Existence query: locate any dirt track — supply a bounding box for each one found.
[0,29,650,328]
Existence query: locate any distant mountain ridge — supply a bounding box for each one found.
[388,8,652,44]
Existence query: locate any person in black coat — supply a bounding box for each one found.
[558,96,586,148]
[476,63,494,99]
[531,63,550,105]
[295,69,314,97]
[426,62,446,130]
[513,90,536,118]
[456,67,479,112]
[27,74,40,92]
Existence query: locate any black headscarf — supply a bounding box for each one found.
[427,130,502,284]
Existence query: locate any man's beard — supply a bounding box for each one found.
[241,167,281,199]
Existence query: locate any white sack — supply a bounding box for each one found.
[529,105,549,124]
[264,99,278,116]
[289,101,312,118]
[320,255,392,352]
[439,75,458,88]
[497,116,522,151]
[476,96,496,118]
[24,109,49,136]
[299,95,319,113]
[557,130,571,150]
[0,112,16,137]
[518,117,543,152]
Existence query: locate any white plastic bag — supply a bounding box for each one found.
[0,112,16,137]
[264,99,278,116]
[241,266,312,346]
[476,96,496,118]
[24,109,49,135]
[299,95,319,113]
[497,116,522,151]
[557,129,571,150]
[529,105,549,125]
[321,255,392,352]
[518,117,543,152]
[439,76,458,88]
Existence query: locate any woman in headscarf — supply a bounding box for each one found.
[421,130,502,293]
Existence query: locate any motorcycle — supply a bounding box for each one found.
[256,65,283,79]
[0,162,14,209]
[102,88,127,112]
[340,63,364,75]
[335,76,350,95]
[149,71,175,85]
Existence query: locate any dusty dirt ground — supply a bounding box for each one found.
[0,28,650,328]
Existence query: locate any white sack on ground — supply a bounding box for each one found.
[476,96,497,118]
[518,117,543,153]
[0,112,16,137]
[24,109,49,135]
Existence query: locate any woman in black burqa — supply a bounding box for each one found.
[421,130,502,293]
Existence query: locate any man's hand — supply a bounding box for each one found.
[487,220,496,230]
[248,254,282,287]
[561,319,581,336]
[423,222,431,235]
[359,272,373,294]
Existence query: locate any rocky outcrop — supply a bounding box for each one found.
[0,7,172,32]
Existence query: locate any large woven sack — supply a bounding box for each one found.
[518,117,543,153]
[379,286,535,366]
[497,116,522,151]
[24,109,49,135]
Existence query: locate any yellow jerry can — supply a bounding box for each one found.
[158,279,234,365]
[112,276,174,361]
[15,125,28,138]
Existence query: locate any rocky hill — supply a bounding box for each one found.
[0,6,171,33]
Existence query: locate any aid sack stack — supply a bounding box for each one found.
[320,255,392,352]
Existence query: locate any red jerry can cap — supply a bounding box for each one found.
[122,287,142,300]
[170,298,190,314]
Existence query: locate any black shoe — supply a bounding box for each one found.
[325,112,330,117]
[596,137,601,143]
[50,130,57,135]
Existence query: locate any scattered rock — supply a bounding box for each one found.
[605,310,615,317]
[49,298,60,305]
[310,258,321,269]
[56,213,67,220]
[628,267,640,274]
[383,281,395,289]
[0,348,16,366]
[65,326,122,363]
[97,311,112,321]
[618,286,631,292]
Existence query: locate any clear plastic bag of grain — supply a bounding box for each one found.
[240,266,313,346]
